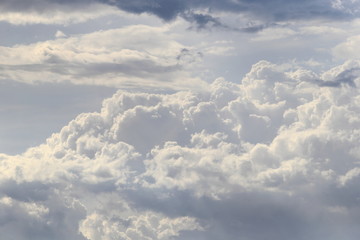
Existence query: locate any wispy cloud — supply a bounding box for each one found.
[0,25,207,90]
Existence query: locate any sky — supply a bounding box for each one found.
[1,0,360,239]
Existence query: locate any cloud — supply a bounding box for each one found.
[55,30,66,38]
[251,27,297,41]
[0,1,119,25]
[1,60,360,239]
[181,11,272,32]
[80,212,202,240]
[1,0,360,28]
[181,12,229,31]
[0,25,207,90]
[99,0,360,23]
[332,35,360,60]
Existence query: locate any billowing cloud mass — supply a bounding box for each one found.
[1,60,360,239]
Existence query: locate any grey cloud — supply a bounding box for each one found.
[0,0,92,11]
[97,0,359,26]
[240,23,276,33]
[123,170,360,240]
[307,67,359,88]
[181,12,269,32]
[1,0,359,28]
[100,0,187,21]
[329,67,359,87]
[0,181,87,240]
[181,12,230,31]
[176,48,203,65]
[0,180,50,202]
[182,11,279,33]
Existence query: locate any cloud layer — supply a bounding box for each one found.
[1,60,360,239]
[1,0,360,27]
[101,0,360,22]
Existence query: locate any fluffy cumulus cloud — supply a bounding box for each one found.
[0,25,206,90]
[1,60,360,239]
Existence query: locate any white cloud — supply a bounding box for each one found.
[1,60,360,239]
[299,25,345,35]
[251,27,297,42]
[80,212,202,240]
[0,3,119,25]
[55,30,67,38]
[0,25,207,90]
[332,35,360,60]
